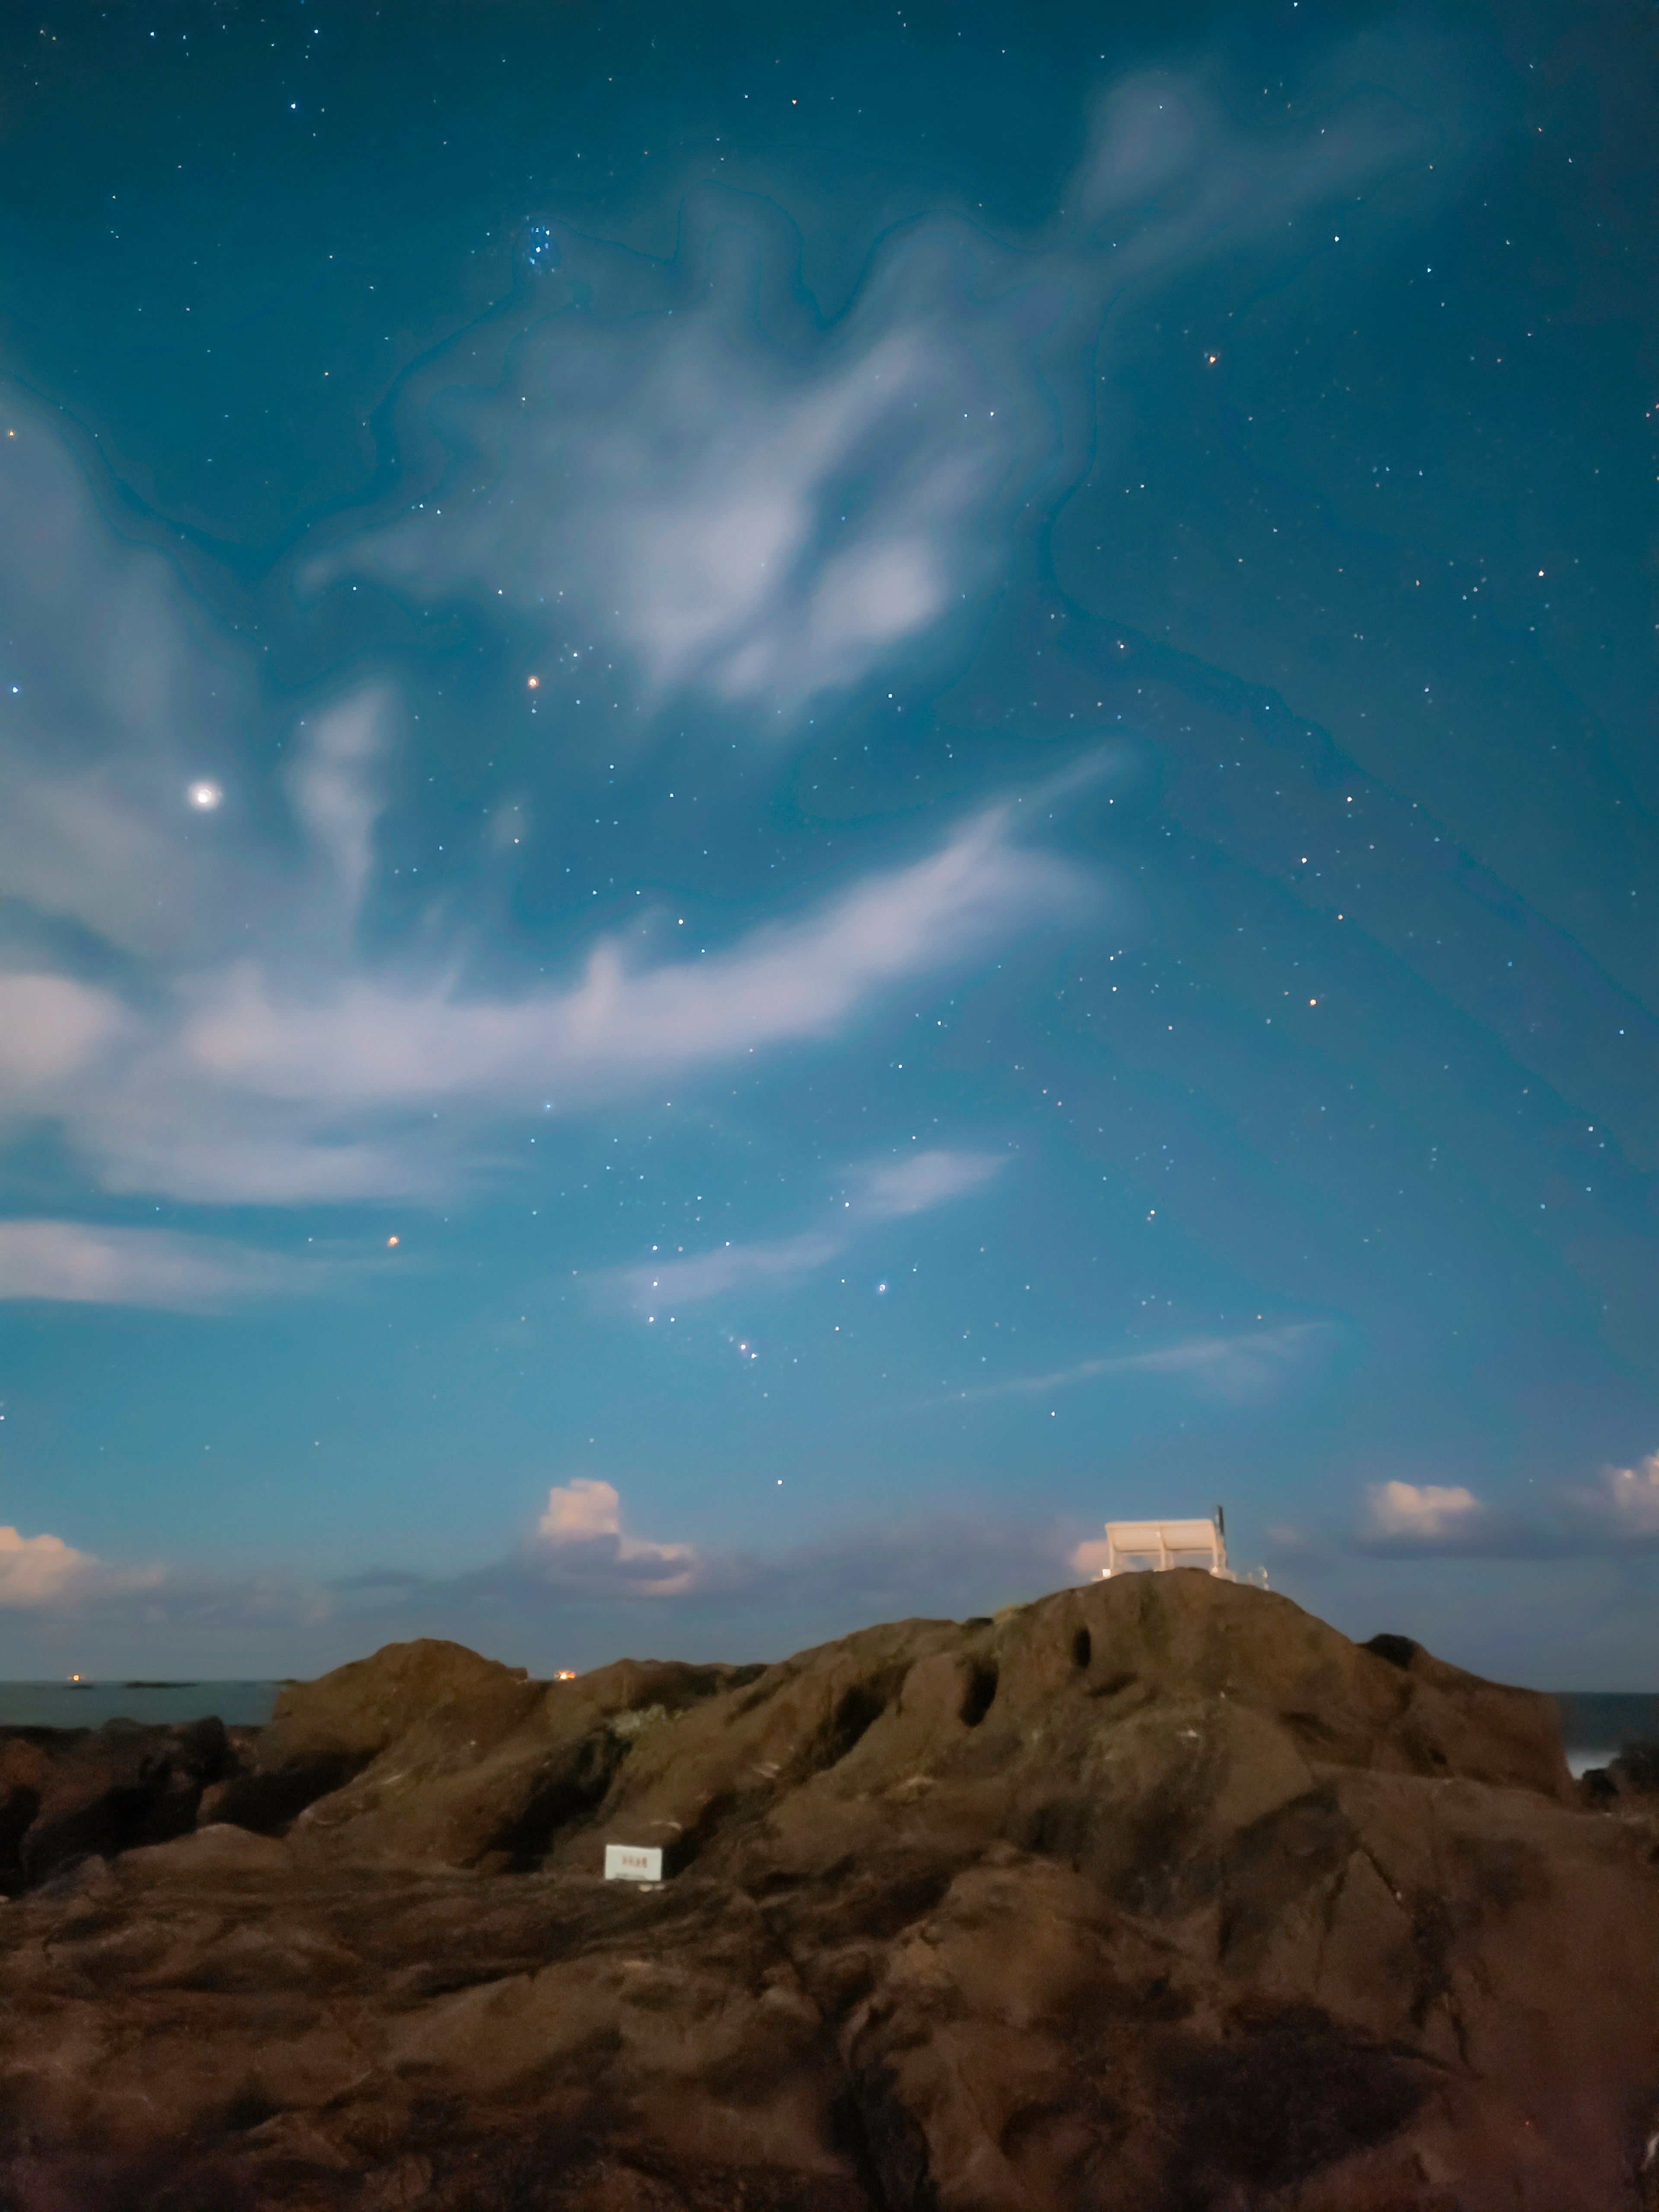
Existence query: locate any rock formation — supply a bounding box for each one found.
[0,1571,1655,2209]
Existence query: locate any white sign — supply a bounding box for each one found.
[604,1843,663,1884]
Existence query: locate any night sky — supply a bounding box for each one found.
[0,0,1654,1687]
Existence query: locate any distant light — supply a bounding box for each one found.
[527,675,540,688]
[188,780,223,810]
[555,1669,577,1681]
[70,1673,80,1683]
[387,1235,400,1247]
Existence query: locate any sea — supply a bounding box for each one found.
[0,1683,1653,1771]
[0,1681,282,1730]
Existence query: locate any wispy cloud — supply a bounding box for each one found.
[33,803,1086,1209]
[918,1322,1331,1411]
[0,1220,339,1311]
[173,809,1077,1113]
[306,81,1428,734]
[0,76,1432,1246]
[852,1149,1004,1219]
[622,1231,844,1311]
[0,974,128,1113]
[286,689,395,923]
[612,1146,1006,1312]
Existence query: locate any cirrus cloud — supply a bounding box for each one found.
[613,1145,1007,1313]
[0,1220,343,1311]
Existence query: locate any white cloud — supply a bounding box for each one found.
[855,1149,1004,1219]
[624,1231,842,1310]
[529,1478,701,1598]
[0,1220,335,1310]
[0,974,127,1109]
[0,739,1083,1205]
[0,1526,96,1606]
[50,810,1077,1208]
[612,1147,1006,1312]
[0,393,259,961]
[927,1323,1328,1411]
[316,311,1013,726]
[1363,1481,1487,1545]
[1565,1452,1659,1544]
[286,689,394,920]
[0,1523,164,1610]
[174,808,1074,1116]
[301,82,1428,737]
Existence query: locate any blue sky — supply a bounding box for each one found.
[0,0,1654,1685]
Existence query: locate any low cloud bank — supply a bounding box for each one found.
[1317,1452,1659,1560]
[8,1451,1656,1676]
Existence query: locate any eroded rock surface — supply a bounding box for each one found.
[0,1574,1656,2209]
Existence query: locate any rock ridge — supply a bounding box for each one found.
[0,1571,1654,2209]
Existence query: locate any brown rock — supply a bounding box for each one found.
[0,1573,1652,2209]
[0,1715,238,1893]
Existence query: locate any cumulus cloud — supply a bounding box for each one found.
[1344,1452,1659,1560]
[1562,1451,1659,1546]
[1363,1481,1487,1546]
[0,1526,96,1607]
[366,1482,1083,1632]
[0,1523,163,1610]
[613,1146,1006,1312]
[525,1478,702,1598]
[0,1220,340,1310]
[926,1323,1329,1411]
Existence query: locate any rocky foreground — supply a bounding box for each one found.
[1,1575,1657,2210]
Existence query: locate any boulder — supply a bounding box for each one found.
[0,1714,239,1892]
[0,1573,1651,2210]
[235,1642,765,1869]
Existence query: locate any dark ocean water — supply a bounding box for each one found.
[0,1681,282,1730]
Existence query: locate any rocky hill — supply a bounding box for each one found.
[0,1570,1656,2209]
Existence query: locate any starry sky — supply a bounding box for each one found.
[0,0,1654,1687]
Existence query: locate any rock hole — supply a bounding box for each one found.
[833,2063,939,2212]
[1071,1628,1092,1671]
[960,1659,999,1729]
[820,1681,889,1769]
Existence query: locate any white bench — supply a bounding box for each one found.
[1096,1518,1234,1580]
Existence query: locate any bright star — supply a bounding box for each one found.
[188,781,223,810]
